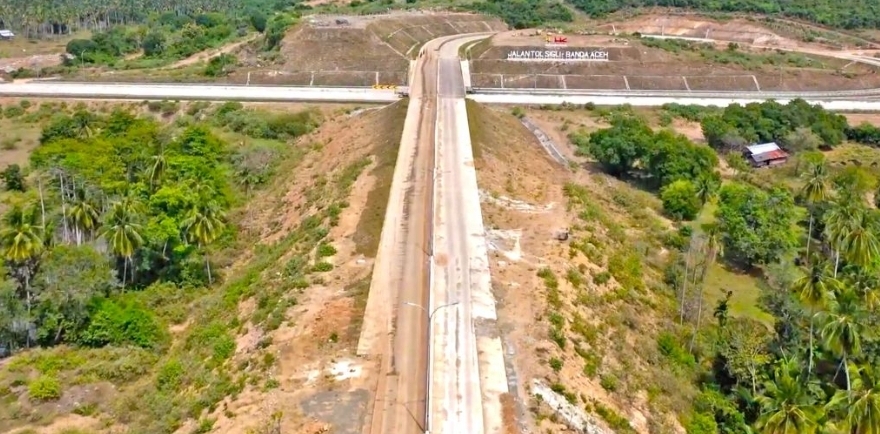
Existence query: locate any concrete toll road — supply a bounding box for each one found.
[431,34,509,434]
[360,32,508,434]
[360,37,439,434]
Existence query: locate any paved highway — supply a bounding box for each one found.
[432,35,502,434]
[0,82,399,103]
[361,37,437,434]
[468,93,880,109]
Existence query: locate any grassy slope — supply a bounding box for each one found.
[0,100,407,434]
[468,102,797,433]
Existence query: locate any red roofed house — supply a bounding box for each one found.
[743,142,789,168]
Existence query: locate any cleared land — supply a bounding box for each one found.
[75,13,506,86]
[469,15,880,92]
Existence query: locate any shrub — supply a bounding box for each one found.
[660,179,701,221]
[76,298,168,350]
[549,357,563,372]
[599,373,618,391]
[4,105,25,118]
[511,106,525,118]
[317,242,337,258]
[685,412,718,434]
[657,331,695,369]
[28,375,62,401]
[312,261,333,272]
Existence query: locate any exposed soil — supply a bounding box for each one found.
[230,13,506,86]
[472,15,880,92]
[469,102,636,433]
[195,101,407,434]
[164,34,260,69]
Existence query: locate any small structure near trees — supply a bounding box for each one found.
[743,142,789,168]
[0,30,14,40]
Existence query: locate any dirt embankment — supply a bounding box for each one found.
[471,15,880,92]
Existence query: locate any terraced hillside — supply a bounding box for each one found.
[469,22,880,92]
[231,12,506,87]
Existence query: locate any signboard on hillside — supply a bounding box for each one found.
[506,49,610,61]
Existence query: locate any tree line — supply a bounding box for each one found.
[469,0,573,29]
[567,0,880,30]
[0,0,294,39]
[0,102,318,353]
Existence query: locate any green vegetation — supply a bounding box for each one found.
[562,98,880,432]
[567,0,880,30]
[0,100,336,431]
[469,0,573,29]
[571,113,719,220]
[642,38,840,71]
[1,0,301,75]
[699,99,850,151]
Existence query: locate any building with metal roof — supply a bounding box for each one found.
[0,30,14,39]
[744,142,789,168]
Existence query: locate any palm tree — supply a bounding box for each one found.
[824,200,864,277]
[841,210,880,270]
[148,149,166,190]
[100,198,143,288]
[821,285,865,392]
[826,364,880,434]
[694,172,721,206]
[66,188,101,245]
[182,201,226,284]
[690,223,724,351]
[792,255,838,377]
[801,160,830,255]
[756,358,821,434]
[0,204,44,348]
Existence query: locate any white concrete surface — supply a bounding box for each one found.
[431,34,508,434]
[0,82,400,103]
[531,379,608,434]
[468,93,880,110]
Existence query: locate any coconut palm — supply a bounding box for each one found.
[182,201,226,284]
[824,200,864,277]
[100,197,143,288]
[801,160,831,255]
[841,210,880,270]
[827,364,880,434]
[0,204,44,348]
[821,285,865,392]
[66,188,101,245]
[792,255,838,377]
[694,172,721,206]
[756,358,821,434]
[148,149,166,190]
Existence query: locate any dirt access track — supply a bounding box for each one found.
[228,12,507,87]
[469,15,880,92]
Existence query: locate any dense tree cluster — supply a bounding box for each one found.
[700,99,849,152]
[469,0,573,29]
[63,11,270,66]
[0,0,294,39]
[0,104,318,353]
[573,114,720,220]
[566,0,880,30]
[684,153,880,433]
